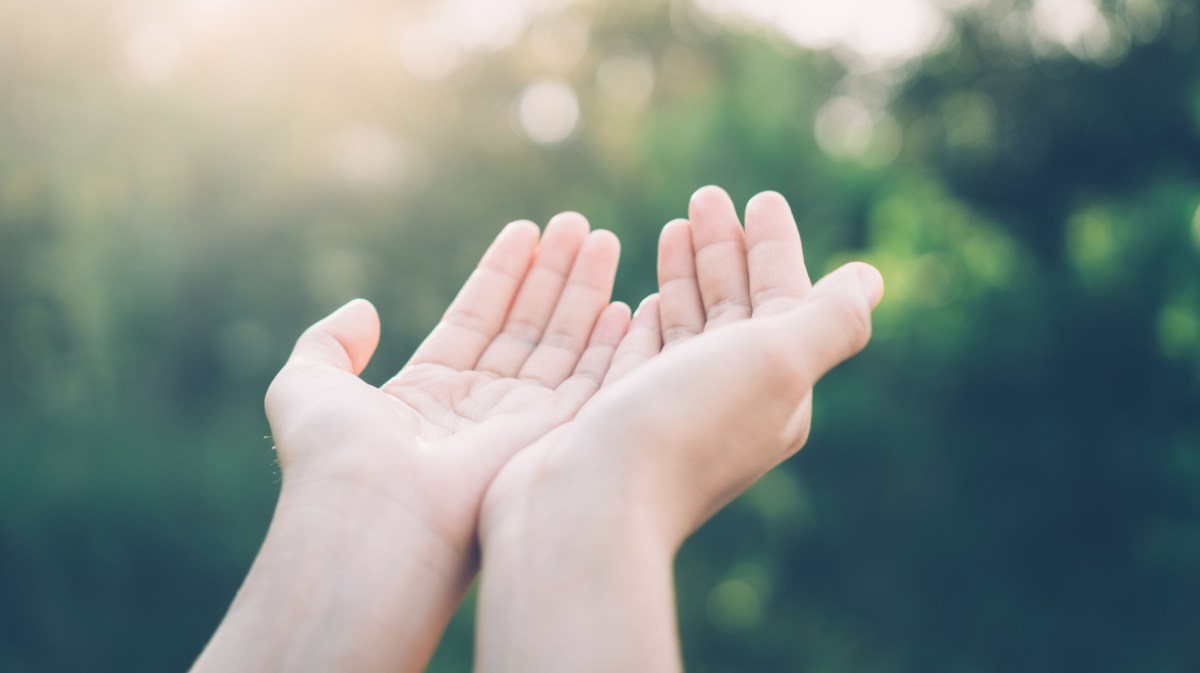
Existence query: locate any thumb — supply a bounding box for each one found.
[780,261,883,386]
[288,298,381,375]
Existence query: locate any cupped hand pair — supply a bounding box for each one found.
[194,186,882,673]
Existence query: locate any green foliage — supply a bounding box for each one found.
[1,1,1198,671]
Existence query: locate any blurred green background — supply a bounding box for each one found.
[2,0,1199,670]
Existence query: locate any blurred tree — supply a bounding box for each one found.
[0,0,1197,671]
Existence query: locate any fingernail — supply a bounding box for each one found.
[854,264,885,308]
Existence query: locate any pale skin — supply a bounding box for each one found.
[192,186,883,673]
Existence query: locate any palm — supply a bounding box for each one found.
[482,187,818,539]
[382,364,578,440]
[268,213,637,558]
[380,213,634,451]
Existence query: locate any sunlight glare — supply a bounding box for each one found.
[328,124,406,189]
[126,22,183,85]
[1033,0,1105,47]
[424,0,573,52]
[396,21,462,80]
[1122,0,1166,43]
[693,0,950,69]
[529,12,591,70]
[185,0,239,14]
[815,97,874,159]
[596,44,656,115]
[515,77,580,144]
[1030,0,1132,63]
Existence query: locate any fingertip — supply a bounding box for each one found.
[659,217,690,241]
[294,297,381,374]
[689,186,738,224]
[631,293,663,333]
[486,220,541,266]
[588,228,621,253]
[690,184,732,209]
[545,211,591,237]
[342,296,374,312]
[334,298,381,373]
[502,219,542,240]
[634,292,661,317]
[848,262,884,309]
[657,219,696,253]
[746,190,789,217]
[689,184,746,259]
[814,262,884,310]
[608,300,633,320]
[340,297,380,330]
[657,220,697,286]
[579,230,622,275]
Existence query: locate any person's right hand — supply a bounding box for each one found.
[476,187,883,672]
[482,185,882,550]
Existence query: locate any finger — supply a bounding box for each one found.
[407,220,540,370]
[557,301,633,402]
[657,218,705,349]
[776,262,884,388]
[475,213,590,377]
[671,264,878,468]
[603,293,663,385]
[287,298,381,374]
[689,185,751,329]
[744,191,811,317]
[518,230,621,387]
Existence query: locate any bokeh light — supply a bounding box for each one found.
[515,77,581,144]
[2,1,1199,672]
[596,43,656,115]
[693,0,952,69]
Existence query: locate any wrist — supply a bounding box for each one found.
[482,474,672,567]
[477,488,681,673]
[481,427,693,557]
[476,433,687,673]
[193,478,471,673]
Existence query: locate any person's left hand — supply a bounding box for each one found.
[267,215,630,569]
[196,214,636,673]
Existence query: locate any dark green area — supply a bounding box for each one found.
[1,1,1198,671]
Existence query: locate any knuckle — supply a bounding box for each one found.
[538,327,581,353]
[446,305,490,334]
[501,316,544,346]
[705,295,752,322]
[661,323,701,343]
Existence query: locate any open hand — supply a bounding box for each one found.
[481,187,884,551]
[265,213,630,581]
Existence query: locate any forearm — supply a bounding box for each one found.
[476,494,682,673]
[192,481,470,673]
